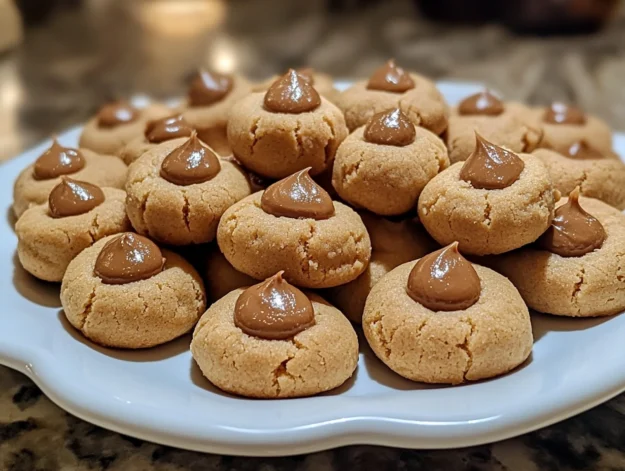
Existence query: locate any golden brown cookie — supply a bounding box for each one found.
[204,247,256,302]
[61,233,206,348]
[217,170,371,288]
[363,245,533,384]
[13,141,127,218]
[335,59,449,134]
[125,135,252,246]
[489,191,625,317]
[79,101,172,156]
[418,135,556,255]
[252,68,339,103]
[332,108,449,215]
[326,212,436,324]
[191,274,358,398]
[533,148,625,210]
[16,181,130,282]
[227,70,348,179]
[446,92,542,164]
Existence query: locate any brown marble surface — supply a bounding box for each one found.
[1,0,625,162]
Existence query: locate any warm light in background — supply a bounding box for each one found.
[134,0,226,37]
[207,36,238,74]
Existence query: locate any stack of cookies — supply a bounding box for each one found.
[11,60,625,398]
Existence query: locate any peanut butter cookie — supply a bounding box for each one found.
[204,247,256,303]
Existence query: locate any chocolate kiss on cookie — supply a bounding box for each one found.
[188,69,234,107]
[160,132,221,185]
[543,102,586,125]
[145,114,194,144]
[94,233,165,284]
[263,69,321,114]
[97,101,139,128]
[363,108,416,147]
[406,242,481,311]
[234,271,316,340]
[48,177,105,218]
[33,139,86,181]
[261,168,335,219]
[366,59,415,93]
[539,187,606,257]
[457,91,504,116]
[460,133,525,190]
[562,140,603,160]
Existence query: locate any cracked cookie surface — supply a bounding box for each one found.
[489,196,625,317]
[226,92,348,179]
[418,154,556,255]
[61,235,206,348]
[216,192,371,288]
[334,74,449,134]
[534,148,625,210]
[125,138,252,245]
[363,260,532,384]
[12,148,128,218]
[191,289,358,398]
[445,102,542,164]
[16,188,130,282]
[332,125,449,215]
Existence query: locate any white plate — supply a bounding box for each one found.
[2,82,625,457]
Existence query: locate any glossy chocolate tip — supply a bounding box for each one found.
[145,114,194,144]
[564,140,604,160]
[543,102,586,125]
[160,131,221,186]
[363,108,416,147]
[263,69,321,114]
[188,69,234,107]
[33,138,86,181]
[48,177,105,218]
[459,132,525,190]
[260,167,335,220]
[97,101,139,128]
[234,271,316,340]
[366,59,415,93]
[406,242,481,312]
[457,91,505,116]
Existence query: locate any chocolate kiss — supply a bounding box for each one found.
[264,69,321,114]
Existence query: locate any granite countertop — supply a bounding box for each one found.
[2,0,625,469]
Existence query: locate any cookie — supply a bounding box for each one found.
[335,59,449,134]
[363,243,533,384]
[326,212,436,324]
[253,67,339,103]
[79,101,172,156]
[16,179,130,282]
[191,272,358,398]
[534,102,612,156]
[418,134,556,255]
[204,247,256,302]
[61,233,205,348]
[445,91,542,164]
[534,147,625,210]
[217,169,371,288]
[125,134,252,245]
[182,70,251,156]
[489,189,625,317]
[227,69,348,179]
[332,108,449,215]
[13,140,127,218]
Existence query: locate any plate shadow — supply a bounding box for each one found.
[12,252,62,308]
[531,310,613,341]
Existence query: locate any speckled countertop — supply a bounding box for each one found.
[3,0,625,469]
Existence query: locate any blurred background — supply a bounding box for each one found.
[0,0,623,160]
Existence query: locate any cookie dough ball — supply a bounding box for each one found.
[490,190,625,317]
[13,140,127,218]
[363,243,533,384]
[61,233,206,348]
[204,248,256,302]
[326,212,436,324]
[182,70,251,157]
[534,148,625,210]
[335,59,449,134]
[446,92,542,164]
[227,69,348,179]
[125,134,251,245]
[217,169,371,288]
[16,179,130,282]
[79,101,172,156]
[191,273,358,398]
[332,108,449,216]
[253,68,339,103]
[418,135,556,255]
[534,102,612,156]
